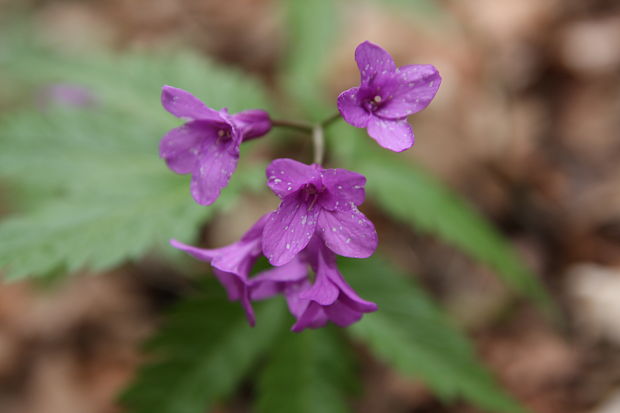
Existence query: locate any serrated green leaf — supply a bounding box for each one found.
[121,282,287,413]
[328,123,554,315]
[281,0,339,119]
[257,327,356,413]
[0,107,266,280]
[0,35,271,279]
[342,256,526,413]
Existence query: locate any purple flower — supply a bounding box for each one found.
[169,214,270,326]
[337,41,441,152]
[37,83,97,108]
[169,209,377,331]
[251,236,377,332]
[159,85,271,205]
[262,158,378,266]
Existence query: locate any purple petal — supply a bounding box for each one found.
[314,242,376,313]
[161,85,227,123]
[323,301,364,327]
[249,257,308,300]
[298,266,339,306]
[288,242,377,332]
[355,41,397,86]
[171,238,257,326]
[366,116,414,152]
[291,302,329,332]
[159,121,205,174]
[212,269,244,300]
[319,168,366,211]
[232,109,272,141]
[262,193,320,266]
[190,139,239,205]
[238,283,255,326]
[327,268,378,313]
[212,268,255,326]
[374,65,441,119]
[337,87,370,128]
[170,238,257,276]
[283,279,312,316]
[170,239,219,262]
[210,241,259,275]
[317,207,378,258]
[266,158,321,199]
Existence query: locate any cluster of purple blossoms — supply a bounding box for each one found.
[172,159,378,331]
[161,41,440,331]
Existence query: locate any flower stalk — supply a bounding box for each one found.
[270,118,313,133]
[311,123,325,165]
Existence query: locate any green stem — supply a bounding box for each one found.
[320,112,342,128]
[271,118,313,133]
[272,113,340,165]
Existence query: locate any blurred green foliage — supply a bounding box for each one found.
[281,0,338,119]
[346,257,524,413]
[329,123,553,315]
[121,281,287,413]
[257,326,356,413]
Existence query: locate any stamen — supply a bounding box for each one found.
[373,95,382,103]
[308,196,318,211]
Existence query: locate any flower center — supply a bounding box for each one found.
[302,184,323,211]
[363,94,384,113]
[216,128,232,144]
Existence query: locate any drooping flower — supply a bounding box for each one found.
[251,236,377,332]
[160,85,271,205]
[337,41,441,152]
[169,214,270,326]
[262,158,378,266]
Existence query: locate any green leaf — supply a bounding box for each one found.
[257,327,356,413]
[121,282,287,413]
[0,31,268,120]
[328,123,554,315]
[0,36,271,279]
[342,256,526,413]
[0,108,265,280]
[281,0,339,119]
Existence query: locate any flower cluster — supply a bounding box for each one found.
[161,41,440,331]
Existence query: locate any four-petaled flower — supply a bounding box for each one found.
[262,158,378,266]
[337,41,441,152]
[160,85,271,205]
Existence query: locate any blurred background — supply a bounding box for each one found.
[1,0,620,412]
